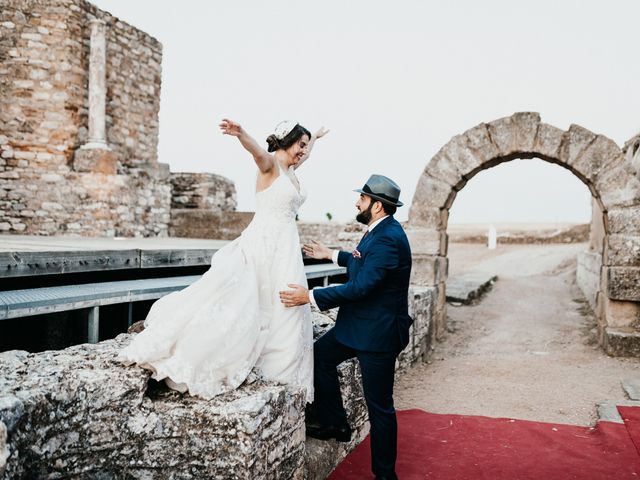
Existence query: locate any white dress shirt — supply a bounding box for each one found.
[309,215,388,308]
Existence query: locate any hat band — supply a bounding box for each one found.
[362,184,398,204]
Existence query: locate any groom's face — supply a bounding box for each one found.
[355,194,375,225]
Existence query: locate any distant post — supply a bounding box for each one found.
[488,225,497,249]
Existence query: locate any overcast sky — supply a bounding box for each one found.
[92,0,640,224]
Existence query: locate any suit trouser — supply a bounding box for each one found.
[313,328,398,478]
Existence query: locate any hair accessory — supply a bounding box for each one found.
[273,120,298,140]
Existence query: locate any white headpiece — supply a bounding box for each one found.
[273,120,298,140]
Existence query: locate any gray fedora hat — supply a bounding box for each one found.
[354,174,403,207]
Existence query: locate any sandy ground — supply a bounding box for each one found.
[395,243,640,427]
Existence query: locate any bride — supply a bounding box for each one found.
[119,119,328,402]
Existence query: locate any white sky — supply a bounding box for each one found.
[92,0,640,223]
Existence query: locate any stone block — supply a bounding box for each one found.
[604,327,640,357]
[405,228,446,256]
[571,135,624,183]
[73,147,117,175]
[622,378,640,401]
[558,124,597,166]
[425,150,463,188]
[599,296,640,328]
[596,162,640,210]
[410,254,448,286]
[0,336,307,479]
[486,112,540,157]
[607,207,640,235]
[604,266,640,301]
[576,251,601,310]
[462,123,499,165]
[411,174,455,210]
[440,134,484,179]
[407,206,444,230]
[605,235,640,267]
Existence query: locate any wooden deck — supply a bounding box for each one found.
[0,235,229,278]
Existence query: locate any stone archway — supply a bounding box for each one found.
[406,112,640,356]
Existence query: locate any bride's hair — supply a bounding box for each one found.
[266,124,311,153]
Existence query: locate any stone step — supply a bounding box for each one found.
[622,378,640,400]
[603,327,640,357]
[446,274,498,305]
[596,400,640,423]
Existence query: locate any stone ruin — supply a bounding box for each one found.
[405,112,640,356]
[0,0,236,237]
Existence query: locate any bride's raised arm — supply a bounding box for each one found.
[219,119,274,173]
[294,126,329,170]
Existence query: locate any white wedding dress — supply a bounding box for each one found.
[119,165,314,402]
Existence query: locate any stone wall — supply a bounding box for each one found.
[0,287,436,479]
[170,172,237,211]
[0,0,170,236]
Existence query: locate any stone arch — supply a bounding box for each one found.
[407,112,640,355]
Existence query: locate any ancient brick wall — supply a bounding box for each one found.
[0,0,169,236]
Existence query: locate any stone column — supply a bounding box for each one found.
[74,18,117,174]
[86,19,108,146]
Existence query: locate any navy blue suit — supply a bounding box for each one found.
[312,215,412,479]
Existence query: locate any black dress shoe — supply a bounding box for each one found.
[305,423,352,442]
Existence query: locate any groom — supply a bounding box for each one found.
[280,174,412,480]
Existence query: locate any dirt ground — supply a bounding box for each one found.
[395,243,640,427]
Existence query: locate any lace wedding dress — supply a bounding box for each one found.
[119,165,314,402]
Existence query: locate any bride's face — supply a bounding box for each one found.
[285,135,310,166]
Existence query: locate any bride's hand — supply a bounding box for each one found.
[314,127,330,140]
[219,118,242,137]
[303,240,333,260]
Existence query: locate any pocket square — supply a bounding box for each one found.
[352,249,361,259]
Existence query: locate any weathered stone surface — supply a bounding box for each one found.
[410,174,455,212]
[577,251,601,310]
[170,210,254,240]
[596,162,640,210]
[440,134,484,180]
[0,337,306,479]
[406,206,445,230]
[424,150,462,187]
[571,135,624,183]
[405,228,446,256]
[598,295,640,328]
[607,207,640,235]
[462,123,499,166]
[597,400,640,423]
[170,172,237,211]
[398,286,437,369]
[0,0,180,237]
[558,124,597,166]
[622,378,640,401]
[446,273,497,305]
[604,327,640,357]
[73,147,118,174]
[486,112,540,157]
[533,123,564,159]
[410,254,448,286]
[605,235,640,267]
[604,267,640,301]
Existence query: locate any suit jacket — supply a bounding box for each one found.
[313,216,413,353]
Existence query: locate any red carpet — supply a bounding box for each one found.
[329,409,640,480]
[619,406,640,457]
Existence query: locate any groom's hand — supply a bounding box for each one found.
[303,240,332,260]
[279,284,310,307]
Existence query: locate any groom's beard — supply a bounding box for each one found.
[356,203,374,225]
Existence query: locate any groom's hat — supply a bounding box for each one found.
[354,174,403,207]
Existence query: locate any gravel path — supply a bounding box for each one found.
[395,243,640,426]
